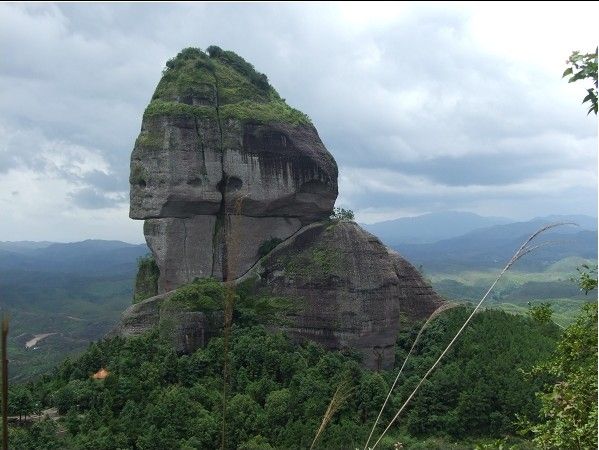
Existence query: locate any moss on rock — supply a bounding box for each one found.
[133,255,160,303]
[145,46,311,126]
[283,244,343,280]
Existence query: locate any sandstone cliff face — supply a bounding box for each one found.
[119,47,445,368]
[240,221,444,369]
[130,48,337,289]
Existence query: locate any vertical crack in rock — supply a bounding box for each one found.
[182,219,189,280]
[214,73,229,281]
[193,117,206,174]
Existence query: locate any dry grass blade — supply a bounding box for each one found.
[310,379,355,450]
[363,302,458,450]
[506,222,577,270]
[369,222,575,449]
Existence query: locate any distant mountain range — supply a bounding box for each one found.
[362,211,512,245]
[362,211,597,246]
[0,239,149,276]
[386,214,597,273]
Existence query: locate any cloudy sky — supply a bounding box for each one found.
[1,2,597,243]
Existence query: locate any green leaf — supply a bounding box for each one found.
[562,67,573,78]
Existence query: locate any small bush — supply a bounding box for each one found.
[258,237,283,258]
[206,45,223,58]
[209,47,271,92]
[133,255,160,303]
[330,207,354,221]
[168,277,225,312]
[527,302,553,324]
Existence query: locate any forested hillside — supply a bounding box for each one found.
[7,303,577,449]
[0,241,148,380]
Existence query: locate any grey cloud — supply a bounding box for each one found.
[0,3,596,240]
[82,170,128,193]
[69,187,127,210]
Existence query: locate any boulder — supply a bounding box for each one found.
[241,221,444,369]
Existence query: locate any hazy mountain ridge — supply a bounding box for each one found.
[0,240,148,275]
[363,212,597,247]
[362,211,512,245]
[393,215,597,273]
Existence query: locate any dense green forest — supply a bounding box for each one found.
[7,296,595,449]
[0,240,147,381]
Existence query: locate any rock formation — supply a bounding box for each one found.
[115,47,444,369]
[239,221,444,369]
[129,47,337,291]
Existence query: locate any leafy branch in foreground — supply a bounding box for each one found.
[563,48,598,115]
[519,302,598,449]
[572,263,598,294]
[526,302,554,325]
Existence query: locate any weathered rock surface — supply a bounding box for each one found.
[109,292,222,356]
[110,292,169,338]
[130,48,337,287]
[241,221,444,369]
[144,215,302,292]
[115,221,444,369]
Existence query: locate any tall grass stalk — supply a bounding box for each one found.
[310,379,355,450]
[368,223,574,450]
[363,302,458,450]
[1,315,8,450]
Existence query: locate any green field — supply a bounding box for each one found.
[428,256,597,327]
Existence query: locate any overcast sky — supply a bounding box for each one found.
[1,2,597,243]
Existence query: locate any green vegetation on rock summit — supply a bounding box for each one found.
[144,47,311,125]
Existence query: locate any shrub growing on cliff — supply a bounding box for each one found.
[207,45,270,91]
[163,277,291,327]
[167,277,224,312]
[133,255,160,303]
[330,207,354,222]
[258,237,283,257]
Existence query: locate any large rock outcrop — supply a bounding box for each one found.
[129,47,337,289]
[239,221,444,369]
[118,47,445,370]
